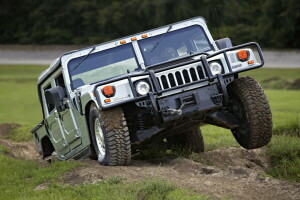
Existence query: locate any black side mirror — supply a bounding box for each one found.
[45,86,67,112]
[215,38,232,50]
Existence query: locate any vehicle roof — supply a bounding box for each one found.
[37,16,206,85]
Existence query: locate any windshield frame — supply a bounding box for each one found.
[67,43,141,90]
[138,25,214,67]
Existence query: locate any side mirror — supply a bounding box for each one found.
[45,86,67,112]
[215,38,232,50]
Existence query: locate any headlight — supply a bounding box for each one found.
[135,81,150,95]
[209,62,222,75]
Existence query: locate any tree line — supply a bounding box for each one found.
[0,0,299,48]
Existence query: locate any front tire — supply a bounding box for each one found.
[89,104,131,165]
[227,76,272,149]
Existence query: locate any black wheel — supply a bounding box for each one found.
[89,103,131,165]
[227,76,272,149]
[167,126,204,153]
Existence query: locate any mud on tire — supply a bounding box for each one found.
[89,103,131,165]
[227,76,272,149]
[168,126,204,153]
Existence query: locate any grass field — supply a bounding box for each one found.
[0,65,300,198]
[0,154,207,200]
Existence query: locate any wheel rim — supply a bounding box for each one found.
[94,118,106,160]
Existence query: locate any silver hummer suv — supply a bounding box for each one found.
[31,17,272,165]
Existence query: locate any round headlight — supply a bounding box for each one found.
[209,62,222,75]
[136,81,150,96]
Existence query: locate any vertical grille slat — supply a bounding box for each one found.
[175,72,184,85]
[161,75,169,89]
[157,76,164,90]
[172,73,178,86]
[168,73,177,87]
[182,70,191,83]
[190,68,198,81]
[187,69,193,82]
[180,70,186,84]
[156,63,212,90]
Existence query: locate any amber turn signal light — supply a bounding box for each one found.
[102,85,115,97]
[237,50,249,61]
[248,60,254,64]
[104,99,111,103]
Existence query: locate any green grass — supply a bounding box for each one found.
[0,152,208,200]
[242,68,300,89]
[266,135,300,182]
[0,65,47,125]
[241,68,300,83]
[2,123,34,142]
[265,90,300,130]
[0,144,9,155]
[0,154,82,199]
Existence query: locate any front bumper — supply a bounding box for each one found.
[157,82,224,123]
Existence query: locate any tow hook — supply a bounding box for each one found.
[162,102,186,116]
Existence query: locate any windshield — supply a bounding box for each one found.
[138,25,213,66]
[68,44,140,89]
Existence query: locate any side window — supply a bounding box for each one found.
[55,73,66,89]
[55,73,67,98]
[44,84,55,113]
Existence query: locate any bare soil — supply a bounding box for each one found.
[0,123,20,138]
[1,123,299,200]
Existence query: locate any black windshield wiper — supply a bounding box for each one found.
[71,46,95,72]
[150,25,172,53]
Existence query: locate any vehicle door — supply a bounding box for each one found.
[42,70,82,157]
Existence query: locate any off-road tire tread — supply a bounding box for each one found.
[227,76,272,149]
[89,104,131,165]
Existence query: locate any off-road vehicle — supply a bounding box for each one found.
[31,17,272,165]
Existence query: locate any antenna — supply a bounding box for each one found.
[214,7,222,38]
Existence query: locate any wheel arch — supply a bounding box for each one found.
[84,100,98,157]
[40,136,55,158]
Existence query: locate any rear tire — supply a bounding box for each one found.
[167,126,204,153]
[89,104,131,165]
[227,76,272,149]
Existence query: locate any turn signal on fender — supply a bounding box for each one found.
[104,99,111,103]
[102,85,115,97]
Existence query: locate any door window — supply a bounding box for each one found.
[44,84,55,113]
[55,73,67,98]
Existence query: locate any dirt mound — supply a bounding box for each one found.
[0,139,39,160]
[58,148,300,200]
[0,123,20,138]
[262,77,300,90]
[1,133,299,199]
[195,147,270,171]
[0,123,38,160]
[290,78,300,89]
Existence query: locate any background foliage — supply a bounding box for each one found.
[0,0,299,48]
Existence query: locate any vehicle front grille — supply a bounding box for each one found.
[155,64,207,90]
